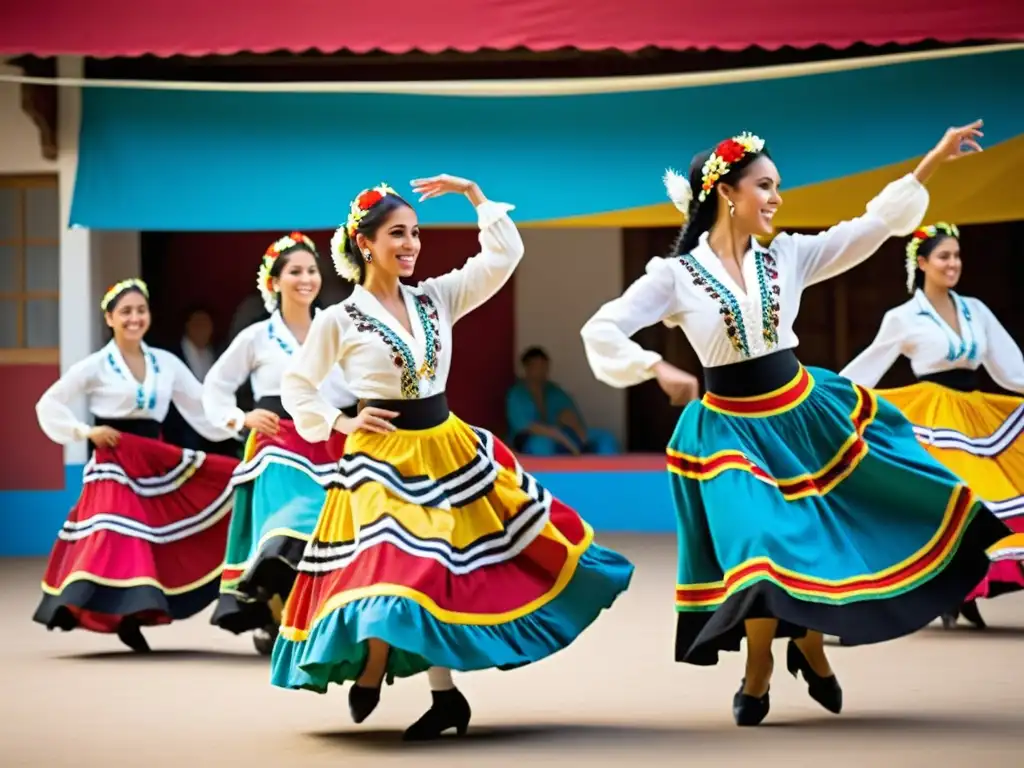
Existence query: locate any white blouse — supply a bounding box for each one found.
[840,289,1024,392]
[202,310,357,431]
[35,340,237,445]
[580,173,929,387]
[281,200,524,443]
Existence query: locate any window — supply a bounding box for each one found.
[0,175,59,363]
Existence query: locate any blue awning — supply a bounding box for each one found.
[71,48,1024,231]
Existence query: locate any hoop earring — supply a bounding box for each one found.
[362,249,372,263]
[727,199,736,218]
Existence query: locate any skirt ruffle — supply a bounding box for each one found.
[33,433,237,634]
[876,381,1024,600]
[211,423,345,634]
[270,414,634,693]
[668,366,1010,666]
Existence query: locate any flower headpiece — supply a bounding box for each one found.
[330,183,399,283]
[101,278,149,312]
[698,132,766,202]
[905,222,959,294]
[257,232,319,313]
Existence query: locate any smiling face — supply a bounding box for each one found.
[273,248,321,310]
[717,154,783,237]
[105,289,150,343]
[918,236,962,291]
[358,204,421,280]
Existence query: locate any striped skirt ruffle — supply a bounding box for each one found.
[33,433,237,634]
[668,366,1010,666]
[270,413,634,693]
[211,421,348,634]
[876,381,1024,599]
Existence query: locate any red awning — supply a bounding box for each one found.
[2,0,1022,57]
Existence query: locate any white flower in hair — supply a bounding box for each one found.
[663,168,693,218]
[330,224,361,283]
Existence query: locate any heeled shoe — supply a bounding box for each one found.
[786,640,842,714]
[403,688,472,741]
[116,617,151,653]
[732,679,770,726]
[959,600,987,629]
[252,624,278,656]
[348,684,381,724]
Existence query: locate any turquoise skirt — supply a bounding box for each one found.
[211,421,344,634]
[669,362,1009,666]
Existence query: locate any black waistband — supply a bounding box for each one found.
[918,369,980,393]
[703,349,801,398]
[360,393,450,431]
[94,417,162,439]
[256,396,358,420]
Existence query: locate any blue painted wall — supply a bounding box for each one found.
[0,467,676,557]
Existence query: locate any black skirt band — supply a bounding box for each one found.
[702,349,801,399]
[360,393,450,431]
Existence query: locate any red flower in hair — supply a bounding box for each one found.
[912,229,929,240]
[290,231,305,241]
[715,139,746,164]
[357,190,383,210]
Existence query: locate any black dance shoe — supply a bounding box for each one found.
[116,617,151,653]
[252,624,278,656]
[403,688,472,741]
[786,640,842,714]
[732,679,770,726]
[348,684,382,724]
[959,600,987,629]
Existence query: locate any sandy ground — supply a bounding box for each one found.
[2,534,1022,767]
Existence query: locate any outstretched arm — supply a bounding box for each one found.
[201,327,255,432]
[977,301,1024,394]
[789,121,984,287]
[169,355,240,442]
[35,357,98,445]
[581,258,699,404]
[839,310,906,388]
[281,310,347,443]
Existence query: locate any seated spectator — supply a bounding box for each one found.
[507,346,619,456]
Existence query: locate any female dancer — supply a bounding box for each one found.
[580,122,1010,726]
[272,176,634,740]
[204,233,358,654]
[33,278,239,652]
[841,223,1024,630]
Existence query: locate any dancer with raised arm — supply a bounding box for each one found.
[203,233,358,654]
[841,223,1024,630]
[33,279,239,652]
[272,176,633,740]
[581,123,1010,726]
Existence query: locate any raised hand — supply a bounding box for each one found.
[931,120,984,162]
[410,174,482,203]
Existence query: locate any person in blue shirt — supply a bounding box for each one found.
[507,346,619,456]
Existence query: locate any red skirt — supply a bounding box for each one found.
[33,433,239,634]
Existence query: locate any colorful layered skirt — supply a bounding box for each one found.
[271,394,634,693]
[211,418,348,634]
[33,429,238,634]
[666,352,1010,666]
[875,374,1024,600]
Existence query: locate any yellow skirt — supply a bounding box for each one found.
[876,381,1024,597]
[270,412,633,691]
